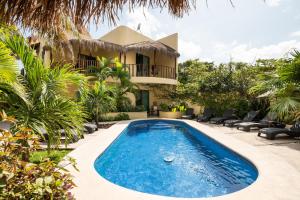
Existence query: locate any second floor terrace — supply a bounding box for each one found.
[73,40,179,85]
[30,35,179,85]
[76,58,177,85]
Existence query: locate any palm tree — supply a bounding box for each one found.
[87,57,113,82]
[111,59,138,111]
[250,50,300,122]
[88,57,137,112]
[82,81,116,128]
[0,27,87,151]
[0,35,28,111]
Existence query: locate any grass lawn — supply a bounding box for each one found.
[30,149,72,164]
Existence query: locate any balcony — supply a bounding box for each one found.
[76,59,177,84]
[126,64,176,80]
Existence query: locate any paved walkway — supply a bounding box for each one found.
[203,123,300,172]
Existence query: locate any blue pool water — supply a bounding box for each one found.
[94,120,258,198]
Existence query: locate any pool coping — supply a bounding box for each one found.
[66,119,300,200]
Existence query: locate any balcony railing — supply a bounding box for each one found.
[76,59,177,80]
[126,64,176,79]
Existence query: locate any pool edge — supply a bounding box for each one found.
[66,119,300,200]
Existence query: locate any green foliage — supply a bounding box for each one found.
[250,50,300,122]
[0,125,76,200]
[134,105,146,112]
[99,115,115,122]
[114,113,130,121]
[177,59,257,116]
[86,57,137,114]
[30,150,71,164]
[87,57,113,82]
[0,27,87,150]
[99,113,130,122]
[82,81,116,126]
[159,103,186,112]
[0,41,18,83]
[159,103,170,112]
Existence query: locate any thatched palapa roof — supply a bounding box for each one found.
[53,38,123,63]
[125,41,180,57]
[0,0,195,35]
[53,39,179,63]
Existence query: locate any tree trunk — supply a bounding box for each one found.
[95,114,99,130]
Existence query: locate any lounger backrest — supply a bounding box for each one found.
[185,108,194,115]
[243,111,259,121]
[203,108,214,117]
[223,109,234,117]
[262,112,277,121]
[291,121,300,133]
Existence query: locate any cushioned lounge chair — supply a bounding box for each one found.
[258,121,300,140]
[197,108,214,122]
[181,108,195,119]
[223,110,259,127]
[84,122,98,133]
[210,109,237,124]
[41,128,81,143]
[236,112,282,132]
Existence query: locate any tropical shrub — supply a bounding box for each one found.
[159,103,186,112]
[99,115,115,122]
[87,57,113,82]
[114,113,130,121]
[81,81,116,127]
[250,51,300,122]
[0,124,76,200]
[30,150,72,164]
[85,57,136,115]
[159,103,171,112]
[0,27,87,150]
[134,105,146,112]
[99,113,130,122]
[177,59,259,116]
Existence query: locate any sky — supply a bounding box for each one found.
[87,0,300,63]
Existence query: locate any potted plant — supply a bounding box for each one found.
[159,103,186,119]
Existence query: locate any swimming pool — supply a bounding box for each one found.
[94,120,258,198]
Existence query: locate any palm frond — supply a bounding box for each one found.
[270,97,300,121]
[0,41,18,83]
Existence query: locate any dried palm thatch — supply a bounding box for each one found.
[52,38,123,63]
[0,0,195,35]
[125,41,179,57]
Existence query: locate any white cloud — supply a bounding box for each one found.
[125,8,161,38]
[290,31,300,37]
[214,40,300,63]
[266,0,282,7]
[178,39,202,61]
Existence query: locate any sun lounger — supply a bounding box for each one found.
[41,128,81,143]
[223,110,259,127]
[236,112,283,132]
[210,109,237,124]
[84,122,98,133]
[258,121,300,140]
[181,108,195,119]
[197,108,214,122]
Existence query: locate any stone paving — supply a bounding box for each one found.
[203,123,300,172]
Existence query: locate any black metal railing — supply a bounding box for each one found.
[76,59,176,79]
